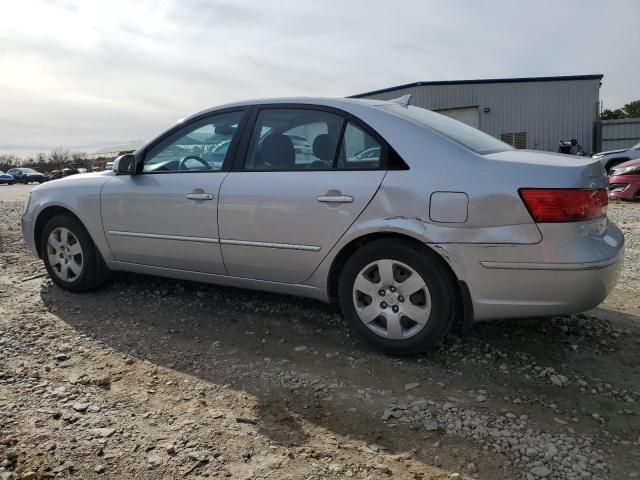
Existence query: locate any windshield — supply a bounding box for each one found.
[385,104,513,154]
[22,168,37,173]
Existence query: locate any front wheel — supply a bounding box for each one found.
[40,214,109,292]
[338,239,457,355]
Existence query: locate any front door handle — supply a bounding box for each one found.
[317,194,354,204]
[185,193,214,201]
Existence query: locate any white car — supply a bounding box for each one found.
[592,141,640,173]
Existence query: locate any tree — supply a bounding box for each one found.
[49,147,70,168]
[70,151,86,161]
[601,99,640,120]
[622,100,640,119]
[601,108,625,120]
[70,151,87,166]
[0,154,21,172]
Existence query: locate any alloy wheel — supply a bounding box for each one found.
[47,227,84,282]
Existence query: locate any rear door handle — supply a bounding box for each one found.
[317,195,354,204]
[185,193,214,201]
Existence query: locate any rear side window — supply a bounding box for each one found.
[242,107,397,171]
[337,122,381,169]
[244,109,343,171]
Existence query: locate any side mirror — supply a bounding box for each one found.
[113,154,136,175]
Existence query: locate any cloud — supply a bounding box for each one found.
[0,0,638,156]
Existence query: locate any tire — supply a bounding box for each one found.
[8,181,14,185]
[40,214,109,292]
[338,239,457,355]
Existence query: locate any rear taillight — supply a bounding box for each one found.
[518,188,608,223]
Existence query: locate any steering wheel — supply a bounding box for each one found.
[178,155,211,171]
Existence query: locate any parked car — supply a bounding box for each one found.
[608,158,640,201]
[20,97,624,354]
[0,171,15,185]
[592,141,640,173]
[62,167,79,177]
[7,168,46,184]
[48,170,64,181]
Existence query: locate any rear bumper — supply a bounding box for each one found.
[469,254,623,321]
[437,219,625,322]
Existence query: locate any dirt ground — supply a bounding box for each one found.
[1,183,639,480]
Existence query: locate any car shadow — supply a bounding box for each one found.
[39,273,640,477]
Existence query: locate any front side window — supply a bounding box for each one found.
[244,109,344,171]
[143,110,244,173]
[337,122,382,169]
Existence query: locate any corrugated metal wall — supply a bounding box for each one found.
[359,79,601,153]
[598,118,640,151]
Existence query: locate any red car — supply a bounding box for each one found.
[608,158,640,201]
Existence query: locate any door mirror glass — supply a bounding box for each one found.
[113,154,135,175]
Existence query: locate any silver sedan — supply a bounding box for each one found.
[21,97,624,354]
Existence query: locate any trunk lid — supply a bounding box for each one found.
[483,149,607,188]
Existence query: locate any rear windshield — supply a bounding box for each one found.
[385,104,513,155]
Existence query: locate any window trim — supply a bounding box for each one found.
[231,103,407,172]
[134,107,250,175]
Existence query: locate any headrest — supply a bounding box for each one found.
[260,134,295,169]
[312,134,338,162]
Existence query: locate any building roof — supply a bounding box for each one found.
[91,142,143,155]
[350,74,604,98]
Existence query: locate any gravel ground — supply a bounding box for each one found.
[1,185,639,480]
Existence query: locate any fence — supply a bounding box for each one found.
[595,118,640,153]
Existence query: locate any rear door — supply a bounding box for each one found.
[218,106,387,283]
[100,109,246,273]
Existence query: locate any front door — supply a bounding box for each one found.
[218,107,387,283]
[101,110,245,273]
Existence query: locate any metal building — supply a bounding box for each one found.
[351,74,602,153]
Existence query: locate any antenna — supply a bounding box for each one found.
[389,94,412,107]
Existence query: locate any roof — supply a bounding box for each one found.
[182,97,386,123]
[91,142,143,155]
[350,74,604,98]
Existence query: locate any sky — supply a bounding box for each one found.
[0,0,638,157]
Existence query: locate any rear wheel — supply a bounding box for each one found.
[40,215,109,292]
[338,239,456,355]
